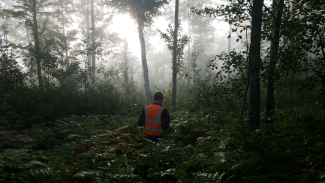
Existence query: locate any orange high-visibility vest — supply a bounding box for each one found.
[143,104,164,136]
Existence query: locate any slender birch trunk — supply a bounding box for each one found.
[86,0,91,78]
[172,0,179,107]
[91,0,96,83]
[137,15,151,98]
[32,0,42,89]
[60,0,68,60]
[187,0,191,88]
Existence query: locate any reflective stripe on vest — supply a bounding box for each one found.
[143,105,164,136]
[143,126,163,133]
[145,106,163,124]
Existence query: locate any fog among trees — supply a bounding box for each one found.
[1,0,325,182]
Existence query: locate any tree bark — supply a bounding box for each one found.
[228,24,232,78]
[32,0,42,89]
[249,0,264,128]
[228,24,232,55]
[137,15,151,98]
[124,38,129,93]
[172,0,179,107]
[60,0,68,60]
[162,63,165,88]
[86,0,91,79]
[91,0,96,83]
[320,29,325,91]
[187,0,191,89]
[265,0,284,124]
[321,34,325,64]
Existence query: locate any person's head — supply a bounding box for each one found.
[153,92,163,104]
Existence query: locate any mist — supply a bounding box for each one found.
[1,0,325,182]
[1,0,242,94]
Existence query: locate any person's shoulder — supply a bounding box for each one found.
[141,106,147,112]
[162,107,169,113]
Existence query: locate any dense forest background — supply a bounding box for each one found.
[1,0,325,182]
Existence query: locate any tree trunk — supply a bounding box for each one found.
[228,24,232,55]
[86,0,91,80]
[228,24,232,78]
[137,15,151,98]
[321,33,325,64]
[124,38,129,93]
[319,29,325,92]
[172,0,179,107]
[60,0,68,60]
[265,0,284,124]
[162,63,165,88]
[91,0,96,83]
[249,0,264,128]
[130,57,134,88]
[32,0,42,89]
[187,0,191,89]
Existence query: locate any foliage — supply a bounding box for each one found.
[0,115,143,182]
[158,22,189,73]
[1,100,325,182]
[190,0,251,27]
[1,0,325,182]
[103,0,170,25]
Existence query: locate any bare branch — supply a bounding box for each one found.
[263,4,276,20]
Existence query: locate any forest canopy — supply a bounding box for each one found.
[0,0,325,182]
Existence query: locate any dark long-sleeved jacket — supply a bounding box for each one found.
[137,102,170,130]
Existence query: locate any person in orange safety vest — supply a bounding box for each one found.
[138,92,170,142]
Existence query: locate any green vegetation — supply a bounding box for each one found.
[1,84,325,182]
[1,0,325,182]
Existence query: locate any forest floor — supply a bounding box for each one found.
[1,109,325,183]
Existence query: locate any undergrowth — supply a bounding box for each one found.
[1,106,325,182]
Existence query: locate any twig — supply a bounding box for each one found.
[263,4,276,20]
[319,30,325,65]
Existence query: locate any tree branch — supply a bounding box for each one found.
[321,29,325,37]
[263,4,276,20]
[319,31,325,64]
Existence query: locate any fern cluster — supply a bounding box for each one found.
[1,105,325,182]
[0,115,142,182]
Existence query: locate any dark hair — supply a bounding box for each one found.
[154,92,163,101]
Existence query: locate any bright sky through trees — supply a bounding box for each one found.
[2,0,231,66]
[110,12,230,60]
[111,14,141,58]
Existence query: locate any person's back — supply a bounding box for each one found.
[137,92,170,142]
